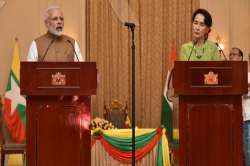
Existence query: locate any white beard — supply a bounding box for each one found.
[48,26,63,36]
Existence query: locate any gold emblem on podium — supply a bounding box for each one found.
[51,72,66,85]
[204,71,218,85]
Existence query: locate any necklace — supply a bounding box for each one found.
[194,47,205,59]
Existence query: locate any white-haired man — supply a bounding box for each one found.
[27,6,84,62]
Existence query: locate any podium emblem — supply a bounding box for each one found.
[204,71,218,85]
[51,72,66,86]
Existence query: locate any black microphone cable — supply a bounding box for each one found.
[216,42,227,60]
[67,39,80,62]
[187,40,197,61]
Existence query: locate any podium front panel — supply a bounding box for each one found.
[21,62,97,96]
[173,61,248,95]
[21,62,95,166]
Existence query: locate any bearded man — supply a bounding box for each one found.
[27,5,84,62]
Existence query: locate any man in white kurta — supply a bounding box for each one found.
[27,6,84,62]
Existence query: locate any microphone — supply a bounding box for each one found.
[40,38,56,61]
[124,22,135,29]
[187,40,197,61]
[67,39,79,62]
[216,43,227,61]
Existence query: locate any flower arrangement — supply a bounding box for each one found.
[90,117,115,131]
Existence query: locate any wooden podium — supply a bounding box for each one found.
[173,61,248,166]
[20,62,97,166]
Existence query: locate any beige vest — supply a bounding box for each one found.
[35,32,75,62]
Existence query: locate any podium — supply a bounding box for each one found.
[20,62,97,166]
[173,61,248,166]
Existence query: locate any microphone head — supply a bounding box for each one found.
[215,42,223,51]
[124,22,135,28]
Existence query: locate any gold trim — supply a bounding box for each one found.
[204,71,218,85]
[51,72,66,86]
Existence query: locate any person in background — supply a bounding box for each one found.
[179,8,220,61]
[229,47,243,61]
[27,5,84,62]
[229,47,250,166]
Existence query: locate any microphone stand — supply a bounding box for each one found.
[125,22,136,166]
[216,43,227,60]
